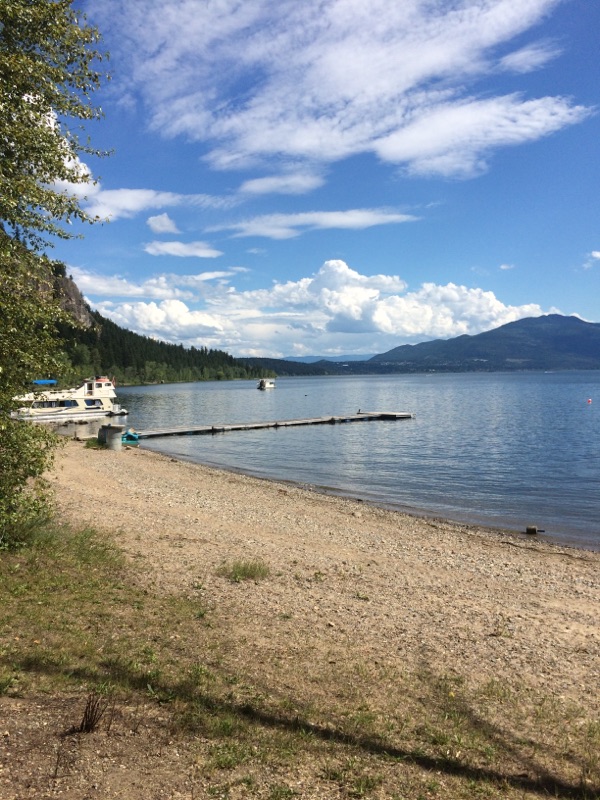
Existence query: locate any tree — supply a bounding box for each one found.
[0,0,108,246]
[0,1,107,547]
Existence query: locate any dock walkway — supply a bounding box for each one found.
[136,411,413,439]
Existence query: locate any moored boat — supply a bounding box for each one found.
[12,376,128,421]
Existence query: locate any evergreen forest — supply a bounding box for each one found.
[58,311,273,386]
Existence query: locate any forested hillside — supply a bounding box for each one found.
[58,310,271,385]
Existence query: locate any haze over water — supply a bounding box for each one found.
[116,372,600,551]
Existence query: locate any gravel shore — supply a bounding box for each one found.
[50,439,600,712]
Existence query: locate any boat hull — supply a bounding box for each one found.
[14,407,128,422]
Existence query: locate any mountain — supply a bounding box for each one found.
[371,315,600,372]
[243,315,600,376]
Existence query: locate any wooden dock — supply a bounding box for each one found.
[136,411,414,440]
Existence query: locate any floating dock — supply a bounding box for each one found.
[136,411,414,440]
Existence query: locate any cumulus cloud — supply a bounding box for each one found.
[76,259,549,356]
[90,0,590,178]
[144,240,223,258]
[147,212,180,233]
[212,209,417,239]
[97,299,229,341]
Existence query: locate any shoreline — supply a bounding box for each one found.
[141,439,600,554]
[50,439,600,713]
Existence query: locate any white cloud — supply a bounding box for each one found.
[70,265,242,301]
[499,263,515,270]
[82,186,233,220]
[212,208,417,239]
[147,212,180,233]
[91,0,590,178]
[97,299,229,340]
[144,240,223,258]
[500,41,560,73]
[373,94,588,178]
[77,258,550,356]
[239,173,325,195]
[69,266,194,300]
[583,251,600,270]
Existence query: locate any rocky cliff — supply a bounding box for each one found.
[55,274,95,329]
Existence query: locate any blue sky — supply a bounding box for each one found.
[53,0,599,358]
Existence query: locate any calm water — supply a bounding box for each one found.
[113,372,600,551]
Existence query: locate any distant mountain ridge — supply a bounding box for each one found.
[283,354,377,363]
[370,314,600,372]
[243,315,600,375]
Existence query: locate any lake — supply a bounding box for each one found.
[113,371,600,551]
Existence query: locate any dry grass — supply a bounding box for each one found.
[1,522,598,799]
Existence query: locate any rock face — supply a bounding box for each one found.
[55,274,95,329]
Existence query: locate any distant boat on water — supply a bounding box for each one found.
[257,378,276,390]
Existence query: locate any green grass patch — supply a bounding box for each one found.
[216,559,271,583]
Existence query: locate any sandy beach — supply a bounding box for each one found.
[50,439,600,711]
[3,437,600,799]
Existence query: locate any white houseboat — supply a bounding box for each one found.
[12,376,128,421]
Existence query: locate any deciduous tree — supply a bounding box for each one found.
[0,0,107,546]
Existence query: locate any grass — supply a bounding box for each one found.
[1,522,599,798]
[216,558,271,583]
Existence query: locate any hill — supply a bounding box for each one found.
[239,356,335,376]
[56,274,272,385]
[282,354,377,363]
[371,314,600,372]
